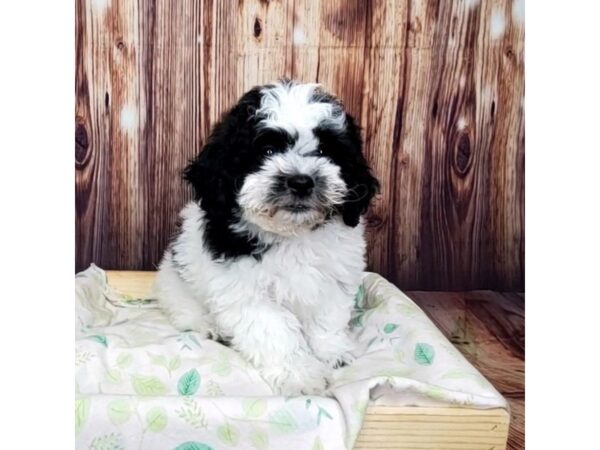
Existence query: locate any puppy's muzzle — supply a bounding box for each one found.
[286,174,314,198]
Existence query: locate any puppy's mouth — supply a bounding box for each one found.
[281,204,312,213]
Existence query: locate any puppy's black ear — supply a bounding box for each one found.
[183,141,230,215]
[338,114,380,227]
[184,87,263,216]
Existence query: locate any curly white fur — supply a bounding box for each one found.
[154,203,366,395]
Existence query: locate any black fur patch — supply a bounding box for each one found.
[314,115,380,227]
[254,128,297,155]
[184,88,268,260]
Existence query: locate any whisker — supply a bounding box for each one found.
[343,184,371,203]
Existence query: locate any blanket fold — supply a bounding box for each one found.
[75,265,506,450]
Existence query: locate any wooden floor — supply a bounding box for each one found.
[407,291,525,450]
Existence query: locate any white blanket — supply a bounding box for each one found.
[75,265,506,450]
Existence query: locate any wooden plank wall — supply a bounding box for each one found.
[76,0,525,291]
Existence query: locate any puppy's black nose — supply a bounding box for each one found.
[286,174,314,197]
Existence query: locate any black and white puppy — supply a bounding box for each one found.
[154,80,379,395]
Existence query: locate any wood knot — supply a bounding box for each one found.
[454,133,472,175]
[398,152,410,168]
[253,17,263,39]
[409,18,422,34]
[366,214,384,230]
[115,38,126,51]
[75,122,90,168]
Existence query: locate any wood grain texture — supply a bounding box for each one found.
[76,0,525,290]
[356,407,509,450]
[407,290,524,450]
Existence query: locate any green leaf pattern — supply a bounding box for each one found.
[173,443,214,450]
[211,358,232,377]
[89,432,124,450]
[414,343,435,365]
[249,428,269,450]
[268,408,298,434]
[217,424,239,446]
[131,375,169,396]
[75,349,95,367]
[75,268,505,450]
[107,399,132,425]
[116,353,132,369]
[243,399,267,418]
[176,397,208,429]
[383,323,399,334]
[206,380,224,397]
[354,284,365,309]
[105,368,122,384]
[146,406,168,433]
[149,352,182,376]
[88,335,108,347]
[178,369,201,396]
[312,436,324,450]
[75,397,90,434]
[316,406,333,425]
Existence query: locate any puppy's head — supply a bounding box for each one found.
[185,80,379,241]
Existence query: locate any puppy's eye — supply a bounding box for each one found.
[316,147,324,156]
[264,147,275,156]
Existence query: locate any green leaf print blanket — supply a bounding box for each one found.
[75,265,506,450]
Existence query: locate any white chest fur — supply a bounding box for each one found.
[157,201,366,395]
[257,219,366,310]
[170,201,365,317]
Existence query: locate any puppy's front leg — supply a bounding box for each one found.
[306,326,357,369]
[153,254,215,338]
[304,303,358,369]
[214,301,329,396]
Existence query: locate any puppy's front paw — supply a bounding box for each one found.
[169,311,215,339]
[311,333,359,369]
[262,354,330,396]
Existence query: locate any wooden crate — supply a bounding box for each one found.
[105,271,509,450]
